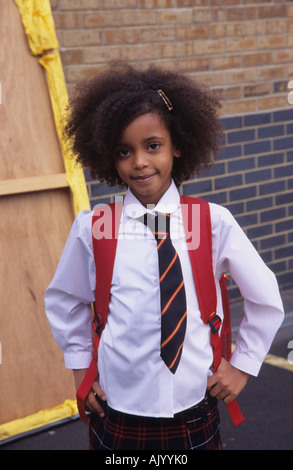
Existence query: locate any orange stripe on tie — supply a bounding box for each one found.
[160,252,178,282]
[169,342,184,371]
[161,311,187,348]
[162,280,184,315]
[157,235,167,250]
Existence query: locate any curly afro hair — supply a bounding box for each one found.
[64,61,223,188]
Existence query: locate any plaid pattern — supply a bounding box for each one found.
[89,394,222,451]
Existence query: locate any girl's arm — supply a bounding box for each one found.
[45,211,95,372]
[207,358,250,403]
[211,203,284,379]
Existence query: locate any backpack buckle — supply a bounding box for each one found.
[209,314,222,334]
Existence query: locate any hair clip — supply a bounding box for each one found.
[157,89,173,111]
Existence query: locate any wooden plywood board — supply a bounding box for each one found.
[0,1,77,425]
[0,1,66,181]
[0,190,76,424]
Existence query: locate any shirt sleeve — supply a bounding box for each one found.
[210,203,285,377]
[45,210,95,369]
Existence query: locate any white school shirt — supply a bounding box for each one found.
[45,181,284,417]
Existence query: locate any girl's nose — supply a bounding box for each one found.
[133,151,149,169]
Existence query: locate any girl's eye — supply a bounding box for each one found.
[148,143,160,151]
[117,148,131,158]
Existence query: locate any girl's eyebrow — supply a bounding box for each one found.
[142,136,165,144]
[116,136,165,147]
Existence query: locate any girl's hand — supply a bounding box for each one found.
[73,369,107,418]
[207,358,250,403]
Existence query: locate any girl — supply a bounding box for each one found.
[45,62,284,450]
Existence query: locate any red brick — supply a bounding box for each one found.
[195,70,226,87]
[60,0,100,9]
[288,4,293,17]
[226,99,256,115]
[193,39,225,56]
[210,0,241,4]
[226,37,256,53]
[65,65,104,83]
[257,95,286,110]
[258,5,286,19]
[83,46,121,64]
[193,8,226,23]
[159,9,192,24]
[227,6,257,21]
[244,83,271,97]
[50,0,59,10]
[210,55,242,70]
[103,28,140,45]
[60,48,84,65]
[258,66,287,80]
[122,10,157,25]
[122,44,160,61]
[101,0,138,8]
[159,41,193,58]
[63,30,102,47]
[226,69,257,85]
[177,57,209,72]
[209,23,226,38]
[243,52,272,67]
[53,12,83,29]
[177,0,206,6]
[257,35,286,50]
[84,12,121,28]
[288,34,293,47]
[141,26,176,43]
[215,85,242,100]
[273,49,293,64]
[177,25,209,40]
[141,0,175,7]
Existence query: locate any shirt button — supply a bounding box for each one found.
[154,278,160,286]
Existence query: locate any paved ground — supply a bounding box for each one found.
[1,287,293,451]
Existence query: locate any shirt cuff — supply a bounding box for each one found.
[230,349,262,377]
[64,352,93,370]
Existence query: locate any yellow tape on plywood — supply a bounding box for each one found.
[14,0,90,215]
[0,400,78,442]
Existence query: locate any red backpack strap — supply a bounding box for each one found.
[219,274,245,426]
[92,201,123,328]
[220,273,232,362]
[76,201,123,424]
[180,195,222,368]
[180,195,244,426]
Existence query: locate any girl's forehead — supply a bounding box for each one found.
[120,112,169,139]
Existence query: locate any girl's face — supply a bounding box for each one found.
[115,113,181,207]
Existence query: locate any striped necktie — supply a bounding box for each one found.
[142,212,187,374]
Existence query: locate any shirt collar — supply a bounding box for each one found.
[124,180,180,219]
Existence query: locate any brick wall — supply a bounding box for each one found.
[50,0,293,294]
[183,108,293,297]
[51,0,293,115]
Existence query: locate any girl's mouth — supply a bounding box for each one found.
[132,173,156,183]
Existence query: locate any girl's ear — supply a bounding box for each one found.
[174,147,182,158]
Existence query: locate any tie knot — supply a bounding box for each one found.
[142,213,170,242]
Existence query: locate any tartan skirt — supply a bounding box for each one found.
[89,394,222,451]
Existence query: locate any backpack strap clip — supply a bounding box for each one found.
[209,314,222,334]
[91,302,103,336]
